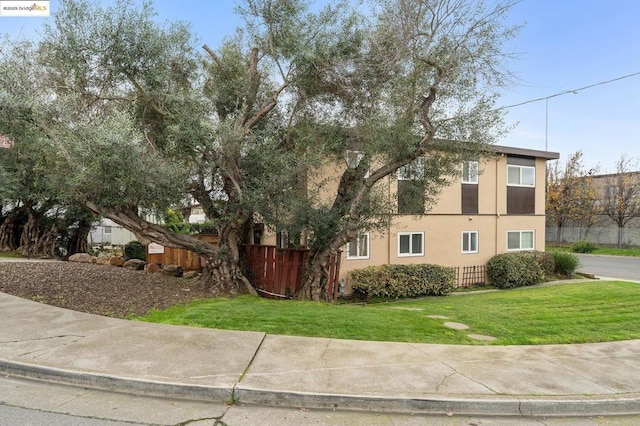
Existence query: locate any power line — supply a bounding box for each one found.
[499,71,640,110]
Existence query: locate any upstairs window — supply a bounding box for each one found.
[462,161,479,184]
[507,165,535,187]
[398,157,425,214]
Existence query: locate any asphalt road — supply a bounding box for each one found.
[576,254,640,281]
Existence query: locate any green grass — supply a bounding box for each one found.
[0,251,21,258]
[138,281,640,345]
[591,247,640,256]
[547,244,640,257]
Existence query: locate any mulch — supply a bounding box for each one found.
[0,261,215,317]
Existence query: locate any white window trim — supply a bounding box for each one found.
[462,231,479,254]
[507,165,536,187]
[346,233,370,260]
[398,231,424,257]
[462,161,479,184]
[506,230,535,251]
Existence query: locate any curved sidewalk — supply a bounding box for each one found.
[2,291,640,417]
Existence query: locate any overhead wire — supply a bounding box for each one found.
[498,71,640,110]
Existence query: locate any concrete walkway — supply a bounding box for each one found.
[2,291,640,417]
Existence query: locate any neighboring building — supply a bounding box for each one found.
[261,144,558,291]
[89,218,137,247]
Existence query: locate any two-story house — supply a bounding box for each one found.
[321,144,559,290]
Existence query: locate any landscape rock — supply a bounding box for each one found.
[123,259,146,271]
[144,263,162,273]
[68,253,96,264]
[183,271,200,279]
[96,256,112,266]
[109,256,126,267]
[162,264,183,277]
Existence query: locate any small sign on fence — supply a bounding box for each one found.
[148,243,165,254]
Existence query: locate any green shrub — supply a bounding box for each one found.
[570,240,596,253]
[552,251,580,276]
[124,241,146,261]
[350,264,455,299]
[529,250,556,276]
[486,252,544,289]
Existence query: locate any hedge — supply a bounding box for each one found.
[486,251,545,289]
[350,264,455,299]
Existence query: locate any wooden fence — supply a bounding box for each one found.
[452,265,487,288]
[145,234,218,271]
[242,245,341,301]
[145,238,341,300]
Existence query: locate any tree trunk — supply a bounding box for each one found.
[618,226,624,249]
[17,206,40,257]
[556,222,563,243]
[35,221,60,258]
[84,203,257,296]
[202,228,257,296]
[0,206,25,251]
[67,219,91,256]
[296,248,331,301]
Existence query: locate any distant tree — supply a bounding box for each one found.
[546,151,598,242]
[600,155,640,248]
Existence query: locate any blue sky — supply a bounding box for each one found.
[3,0,639,172]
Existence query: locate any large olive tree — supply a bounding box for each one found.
[1,0,518,300]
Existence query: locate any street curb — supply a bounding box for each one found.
[234,386,640,417]
[0,359,233,402]
[4,358,640,417]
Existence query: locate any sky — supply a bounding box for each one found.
[2,0,639,173]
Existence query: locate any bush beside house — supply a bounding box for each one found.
[487,252,545,289]
[350,264,455,299]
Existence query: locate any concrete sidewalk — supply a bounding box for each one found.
[2,291,640,417]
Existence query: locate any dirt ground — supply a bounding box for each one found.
[0,261,215,317]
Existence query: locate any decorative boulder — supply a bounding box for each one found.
[144,263,162,273]
[69,253,96,264]
[109,256,126,267]
[123,259,146,270]
[96,256,112,266]
[162,264,183,277]
[183,271,200,279]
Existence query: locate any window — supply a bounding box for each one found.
[346,233,369,259]
[397,180,425,214]
[507,230,534,251]
[507,165,535,187]
[462,231,478,253]
[398,157,425,214]
[462,161,479,184]
[398,157,425,180]
[398,232,424,256]
[276,231,289,249]
[103,226,112,234]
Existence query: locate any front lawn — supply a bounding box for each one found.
[137,281,640,345]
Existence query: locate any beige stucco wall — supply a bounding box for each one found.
[252,149,551,294]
